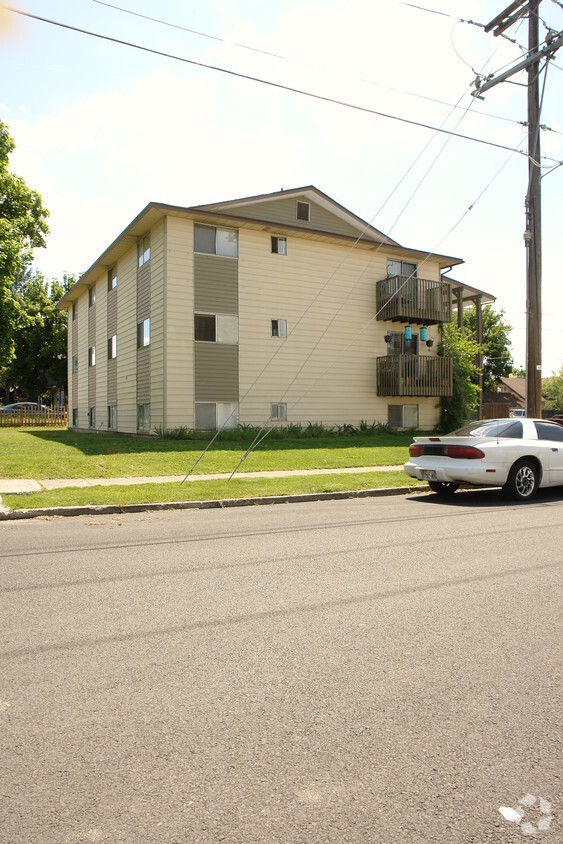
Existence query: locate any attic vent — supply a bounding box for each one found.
[296,201,310,222]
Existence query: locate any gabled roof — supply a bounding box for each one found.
[193,185,399,246]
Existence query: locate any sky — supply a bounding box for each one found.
[1,0,562,375]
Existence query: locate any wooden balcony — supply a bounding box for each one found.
[376,354,453,397]
[376,275,452,325]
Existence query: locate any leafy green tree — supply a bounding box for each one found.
[0,119,50,374]
[2,270,72,401]
[462,305,513,391]
[511,365,526,379]
[542,366,563,411]
[438,321,481,432]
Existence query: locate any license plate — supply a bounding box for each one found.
[421,469,438,481]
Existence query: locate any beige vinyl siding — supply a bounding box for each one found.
[136,250,151,412]
[165,215,194,428]
[194,254,238,314]
[237,228,444,428]
[95,270,108,428]
[116,247,137,433]
[222,197,362,239]
[194,344,239,402]
[149,218,165,430]
[77,293,88,426]
[70,307,77,416]
[88,288,96,407]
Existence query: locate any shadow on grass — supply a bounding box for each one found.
[25,428,414,456]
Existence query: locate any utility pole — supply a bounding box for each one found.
[472,2,563,417]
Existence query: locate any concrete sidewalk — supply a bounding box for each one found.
[0,465,404,495]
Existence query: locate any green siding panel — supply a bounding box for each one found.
[137,347,150,403]
[194,254,238,314]
[194,343,239,402]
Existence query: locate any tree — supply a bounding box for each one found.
[542,366,563,411]
[438,321,481,432]
[462,305,513,391]
[0,119,50,374]
[2,270,72,402]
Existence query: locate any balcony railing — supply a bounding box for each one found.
[376,275,452,325]
[376,354,453,397]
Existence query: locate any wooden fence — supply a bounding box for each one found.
[0,405,68,428]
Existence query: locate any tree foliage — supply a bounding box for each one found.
[1,270,72,402]
[0,119,50,373]
[438,322,481,432]
[542,366,563,411]
[463,304,513,391]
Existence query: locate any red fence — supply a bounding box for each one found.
[0,405,68,427]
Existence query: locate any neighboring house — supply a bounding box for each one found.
[483,377,526,419]
[57,186,495,434]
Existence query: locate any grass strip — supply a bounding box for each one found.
[1,471,423,510]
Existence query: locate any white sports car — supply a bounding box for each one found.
[404,417,563,501]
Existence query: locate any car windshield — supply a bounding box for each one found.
[449,420,524,439]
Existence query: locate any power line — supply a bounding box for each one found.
[8,7,561,165]
[88,0,547,133]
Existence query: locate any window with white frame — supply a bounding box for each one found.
[138,235,151,267]
[194,314,238,344]
[137,318,150,348]
[108,335,117,359]
[271,402,287,421]
[88,346,96,367]
[88,287,96,307]
[72,303,77,321]
[137,403,150,432]
[89,407,95,428]
[72,408,78,426]
[386,331,418,356]
[195,402,216,430]
[72,354,78,373]
[108,266,117,290]
[296,201,310,222]
[387,259,417,278]
[194,224,238,257]
[271,235,287,255]
[388,404,418,429]
[271,319,287,338]
[108,405,117,430]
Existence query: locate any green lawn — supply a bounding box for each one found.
[1,471,422,511]
[0,427,413,479]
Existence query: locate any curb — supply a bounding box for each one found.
[0,485,423,521]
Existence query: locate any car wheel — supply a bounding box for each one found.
[428,481,459,496]
[503,459,539,501]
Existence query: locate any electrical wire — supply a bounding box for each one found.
[8,6,560,164]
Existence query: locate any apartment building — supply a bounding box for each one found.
[59,186,494,434]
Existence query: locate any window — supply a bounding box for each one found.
[89,407,95,428]
[387,259,417,278]
[138,235,151,267]
[108,266,117,290]
[534,421,563,442]
[137,318,150,348]
[137,404,150,432]
[108,335,117,359]
[195,402,216,430]
[195,314,238,344]
[271,402,287,421]
[271,236,287,255]
[387,331,418,356]
[194,224,238,257]
[88,346,96,367]
[72,408,78,426]
[271,319,287,338]
[108,405,117,430]
[388,404,419,429]
[194,314,216,342]
[72,355,78,373]
[88,287,96,307]
[72,303,77,321]
[296,201,310,222]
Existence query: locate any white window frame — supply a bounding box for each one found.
[72,354,78,373]
[137,318,150,348]
[194,224,238,258]
[387,259,417,278]
[89,406,95,428]
[296,201,310,222]
[108,335,117,360]
[137,403,150,432]
[271,402,287,421]
[271,319,287,338]
[388,404,419,429]
[271,235,287,255]
[88,287,96,307]
[108,405,117,430]
[195,313,238,344]
[138,235,151,267]
[88,346,96,367]
[108,266,117,290]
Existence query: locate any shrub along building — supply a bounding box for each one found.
[58,186,494,434]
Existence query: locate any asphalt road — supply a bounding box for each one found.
[1,489,562,843]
